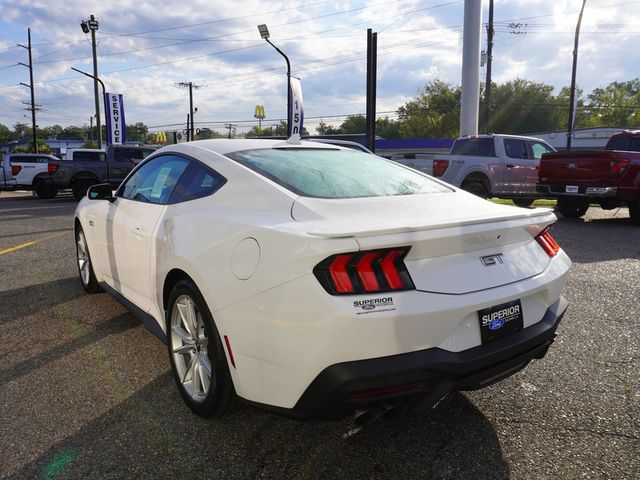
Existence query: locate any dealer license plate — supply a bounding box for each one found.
[478,299,523,344]
[565,185,579,193]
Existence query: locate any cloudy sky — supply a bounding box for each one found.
[0,0,637,134]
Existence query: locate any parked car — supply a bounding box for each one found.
[537,130,640,224]
[389,153,435,175]
[74,139,570,422]
[0,153,60,198]
[433,134,556,207]
[44,144,155,199]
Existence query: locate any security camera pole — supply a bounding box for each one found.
[257,24,291,135]
[566,0,587,150]
[81,15,102,148]
[70,67,108,146]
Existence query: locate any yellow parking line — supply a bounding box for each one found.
[0,231,70,255]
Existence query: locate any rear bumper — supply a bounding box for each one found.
[246,296,568,420]
[537,184,618,198]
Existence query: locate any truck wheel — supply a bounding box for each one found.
[72,179,96,200]
[557,197,589,219]
[34,180,58,199]
[512,198,534,208]
[629,198,640,225]
[461,180,489,199]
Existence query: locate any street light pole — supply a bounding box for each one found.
[567,0,587,150]
[81,15,102,148]
[71,67,108,146]
[258,25,291,135]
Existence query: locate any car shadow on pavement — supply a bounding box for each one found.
[12,377,509,479]
[552,215,640,263]
[0,313,140,387]
[0,277,85,324]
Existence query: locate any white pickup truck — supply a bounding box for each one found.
[0,153,60,198]
[432,134,556,207]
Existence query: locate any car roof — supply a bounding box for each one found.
[166,138,345,156]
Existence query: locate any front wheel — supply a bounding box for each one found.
[167,280,237,417]
[76,227,100,293]
[72,178,97,200]
[557,197,589,219]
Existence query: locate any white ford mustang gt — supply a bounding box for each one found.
[74,139,571,422]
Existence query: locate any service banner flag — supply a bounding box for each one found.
[288,77,304,137]
[104,93,126,144]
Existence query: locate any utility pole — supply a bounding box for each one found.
[365,28,378,153]
[225,124,236,139]
[483,0,494,133]
[175,82,202,141]
[17,28,39,153]
[81,15,102,148]
[90,116,94,146]
[186,114,190,142]
[567,0,587,150]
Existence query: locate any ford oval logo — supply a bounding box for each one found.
[568,163,577,169]
[488,318,505,330]
[362,304,376,311]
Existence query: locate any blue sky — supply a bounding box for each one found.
[0,0,637,134]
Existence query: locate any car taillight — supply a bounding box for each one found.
[535,227,560,257]
[11,165,21,176]
[432,159,449,177]
[48,162,59,174]
[609,159,629,177]
[314,247,414,295]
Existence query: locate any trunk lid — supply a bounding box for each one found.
[293,192,557,294]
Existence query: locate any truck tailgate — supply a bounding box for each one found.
[540,151,620,183]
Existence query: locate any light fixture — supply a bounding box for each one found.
[257,24,270,39]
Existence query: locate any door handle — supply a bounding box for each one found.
[506,164,515,168]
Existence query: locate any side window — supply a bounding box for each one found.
[529,142,554,160]
[169,161,226,204]
[120,155,189,205]
[114,148,154,164]
[38,157,50,164]
[74,151,106,162]
[504,139,527,159]
[608,137,631,151]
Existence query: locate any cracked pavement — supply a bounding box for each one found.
[0,192,638,479]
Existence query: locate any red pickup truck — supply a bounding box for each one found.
[537,130,640,224]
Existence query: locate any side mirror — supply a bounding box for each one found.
[87,183,115,201]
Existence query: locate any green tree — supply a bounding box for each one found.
[582,79,640,127]
[13,122,29,139]
[375,117,401,139]
[197,127,223,139]
[397,80,461,138]
[0,123,11,143]
[316,121,340,135]
[126,122,149,142]
[58,125,87,140]
[339,115,367,134]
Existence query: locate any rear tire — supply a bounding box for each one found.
[512,198,535,208]
[461,180,490,199]
[72,178,97,200]
[557,197,589,219]
[167,280,237,418]
[34,179,57,199]
[629,198,640,225]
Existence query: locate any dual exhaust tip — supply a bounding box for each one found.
[354,402,407,426]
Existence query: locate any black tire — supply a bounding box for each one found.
[512,198,535,208]
[34,179,58,199]
[72,178,97,200]
[75,226,101,293]
[629,198,640,225]
[166,279,237,418]
[461,180,490,199]
[557,197,589,219]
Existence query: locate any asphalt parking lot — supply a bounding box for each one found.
[1,191,638,480]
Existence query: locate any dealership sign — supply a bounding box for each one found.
[288,77,304,137]
[104,93,126,145]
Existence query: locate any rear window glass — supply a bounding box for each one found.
[72,151,106,162]
[607,136,640,152]
[113,148,155,163]
[451,138,496,157]
[226,148,451,199]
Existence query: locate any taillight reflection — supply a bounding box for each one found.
[432,159,449,177]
